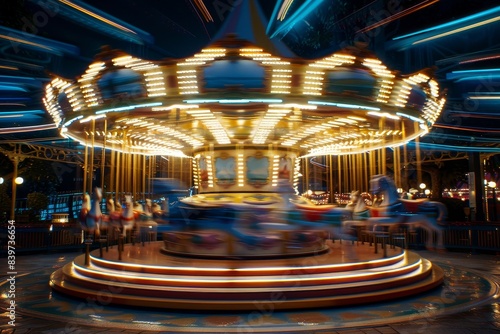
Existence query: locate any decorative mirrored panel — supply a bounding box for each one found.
[246,151,269,186]
[215,153,236,186]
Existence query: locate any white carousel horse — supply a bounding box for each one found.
[366,174,447,249]
[345,190,360,210]
[101,197,122,238]
[152,198,170,223]
[79,193,91,230]
[159,197,169,215]
[79,193,90,217]
[152,202,162,215]
[133,201,143,214]
[342,191,372,236]
[288,197,357,243]
[81,187,102,237]
[136,199,158,243]
[106,197,115,214]
[341,190,371,220]
[120,195,135,237]
[143,199,153,218]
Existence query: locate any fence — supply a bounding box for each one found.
[1,224,84,255]
[1,222,499,256]
[387,224,500,253]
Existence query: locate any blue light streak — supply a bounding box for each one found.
[393,6,500,41]
[268,0,325,38]
[95,102,162,114]
[309,100,380,111]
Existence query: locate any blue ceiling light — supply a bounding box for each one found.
[34,0,154,45]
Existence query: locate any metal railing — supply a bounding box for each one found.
[1,224,84,255]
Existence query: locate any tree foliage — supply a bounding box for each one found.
[19,159,61,196]
[27,192,49,220]
[0,184,11,221]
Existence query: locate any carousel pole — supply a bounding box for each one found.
[100,119,107,192]
[376,149,381,175]
[402,123,408,191]
[378,118,385,176]
[342,155,348,194]
[337,156,341,197]
[82,132,90,262]
[142,154,147,201]
[126,147,135,245]
[415,122,422,186]
[382,147,386,175]
[363,152,368,192]
[89,119,95,194]
[148,156,153,197]
[394,146,401,189]
[304,157,309,194]
[110,149,115,198]
[115,145,121,203]
[83,132,88,197]
[101,119,108,250]
[348,154,353,192]
[118,235,123,261]
[328,155,333,203]
[132,153,137,200]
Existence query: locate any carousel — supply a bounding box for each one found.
[45,33,448,310]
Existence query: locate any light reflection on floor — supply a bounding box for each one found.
[2,243,499,332]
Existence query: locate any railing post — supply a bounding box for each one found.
[471,227,479,254]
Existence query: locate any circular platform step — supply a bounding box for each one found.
[50,241,444,311]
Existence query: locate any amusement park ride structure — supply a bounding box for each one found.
[46,31,451,310]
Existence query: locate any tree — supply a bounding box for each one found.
[19,159,61,196]
[0,183,11,222]
[27,192,49,221]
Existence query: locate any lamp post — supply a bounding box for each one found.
[488,181,497,222]
[419,183,426,198]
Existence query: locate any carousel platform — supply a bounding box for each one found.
[49,240,444,311]
[4,242,499,333]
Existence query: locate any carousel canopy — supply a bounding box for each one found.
[43,36,445,158]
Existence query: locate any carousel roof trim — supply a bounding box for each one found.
[42,36,446,158]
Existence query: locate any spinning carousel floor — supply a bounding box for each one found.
[2,241,499,333]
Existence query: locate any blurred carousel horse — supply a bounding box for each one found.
[136,199,158,243]
[79,187,102,239]
[288,198,356,242]
[120,195,135,239]
[101,197,122,241]
[152,198,170,224]
[366,174,447,249]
